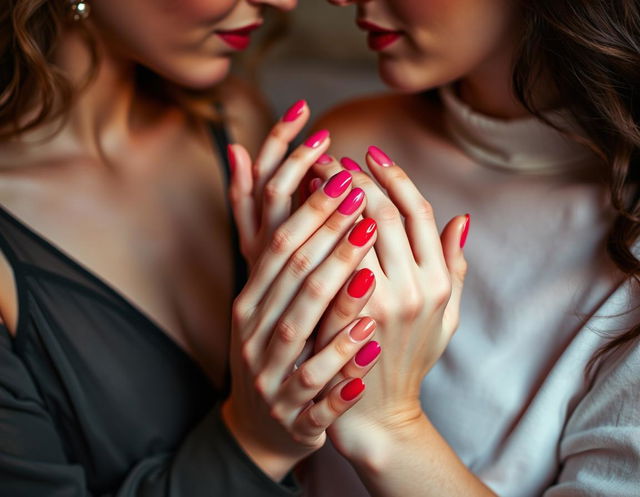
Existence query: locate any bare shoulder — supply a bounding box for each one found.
[313,92,449,164]
[216,75,273,157]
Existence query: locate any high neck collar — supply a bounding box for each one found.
[439,85,599,174]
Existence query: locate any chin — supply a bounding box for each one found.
[377,57,455,94]
[150,56,232,91]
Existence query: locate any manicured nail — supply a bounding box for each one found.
[368,145,393,167]
[340,378,365,401]
[227,145,236,173]
[338,188,364,215]
[324,170,352,198]
[349,317,376,342]
[304,129,330,149]
[340,157,362,172]
[316,153,333,165]
[347,268,374,298]
[460,214,471,248]
[309,178,322,193]
[348,218,377,246]
[282,99,306,122]
[355,341,381,367]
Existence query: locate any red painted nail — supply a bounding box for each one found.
[340,378,365,401]
[347,268,374,298]
[460,214,471,248]
[355,341,381,367]
[282,100,306,122]
[309,178,322,193]
[338,188,364,215]
[368,145,393,167]
[324,170,352,198]
[227,145,236,173]
[340,157,362,172]
[348,218,377,246]
[316,153,333,165]
[349,317,376,342]
[304,129,330,149]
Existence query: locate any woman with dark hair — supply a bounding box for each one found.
[0,1,390,495]
[228,0,640,495]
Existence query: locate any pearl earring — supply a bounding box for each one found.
[68,0,91,22]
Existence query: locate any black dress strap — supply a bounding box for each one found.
[207,115,249,298]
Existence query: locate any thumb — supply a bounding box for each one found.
[228,144,257,260]
[440,214,470,335]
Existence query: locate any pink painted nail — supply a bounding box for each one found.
[309,178,322,193]
[338,188,364,215]
[324,170,352,198]
[227,145,236,173]
[316,153,333,165]
[282,100,306,122]
[340,157,362,172]
[460,214,471,248]
[304,130,330,149]
[368,145,393,167]
[355,341,381,367]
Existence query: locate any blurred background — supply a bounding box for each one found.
[237,1,387,119]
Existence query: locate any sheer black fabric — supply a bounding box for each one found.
[0,121,299,496]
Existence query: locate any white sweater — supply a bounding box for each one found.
[303,87,640,497]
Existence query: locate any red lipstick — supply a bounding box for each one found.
[216,22,262,51]
[357,19,402,51]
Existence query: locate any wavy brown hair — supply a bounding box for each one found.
[512,0,640,375]
[0,0,224,140]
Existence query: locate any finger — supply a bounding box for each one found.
[260,217,378,388]
[291,377,366,443]
[275,317,377,414]
[260,130,332,238]
[365,146,446,271]
[315,268,375,350]
[228,144,257,260]
[440,214,470,336]
[239,170,355,310]
[340,335,381,381]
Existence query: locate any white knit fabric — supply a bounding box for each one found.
[303,87,640,497]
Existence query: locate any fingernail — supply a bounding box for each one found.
[282,99,306,122]
[348,218,377,246]
[355,341,381,367]
[309,178,322,193]
[338,188,364,215]
[340,378,365,401]
[368,145,393,167]
[349,317,376,342]
[347,268,374,298]
[304,129,330,149]
[227,145,236,173]
[340,157,362,172]
[324,170,352,198]
[316,153,333,165]
[460,214,471,248]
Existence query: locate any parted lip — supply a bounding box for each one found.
[216,21,263,35]
[356,19,400,34]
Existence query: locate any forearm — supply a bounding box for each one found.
[350,412,497,497]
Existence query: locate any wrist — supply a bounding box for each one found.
[221,399,299,483]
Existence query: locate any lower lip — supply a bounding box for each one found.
[217,33,252,51]
[367,32,401,51]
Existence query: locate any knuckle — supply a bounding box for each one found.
[232,296,250,324]
[303,275,329,300]
[297,364,321,390]
[332,301,353,322]
[400,291,424,320]
[377,203,401,223]
[275,319,300,344]
[306,408,325,430]
[270,227,293,255]
[431,278,452,308]
[240,343,253,367]
[263,181,285,205]
[323,215,344,235]
[327,392,344,417]
[386,167,408,183]
[268,125,287,142]
[413,199,435,220]
[334,243,355,265]
[289,250,314,277]
[333,336,353,359]
[269,405,285,424]
[254,374,268,398]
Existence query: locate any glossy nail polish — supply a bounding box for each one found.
[282,100,306,122]
[309,178,322,193]
[304,129,330,149]
[341,378,365,401]
[355,341,381,367]
[338,188,365,215]
[349,317,376,342]
[227,145,236,173]
[324,170,352,198]
[316,153,333,165]
[460,214,471,248]
[368,145,393,167]
[347,268,374,298]
[340,157,362,172]
[348,218,377,246]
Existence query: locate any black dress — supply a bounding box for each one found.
[0,122,300,496]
